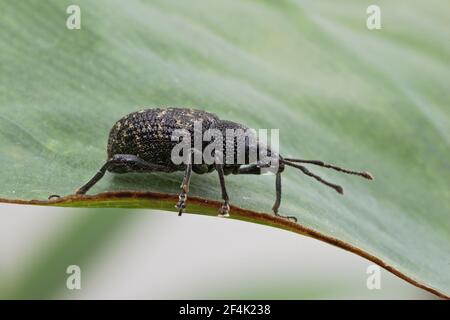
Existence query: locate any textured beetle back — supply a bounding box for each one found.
[107,107,219,168]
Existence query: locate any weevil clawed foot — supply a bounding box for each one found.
[176,192,187,216]
[218,201,230,217]
[273,210,298,223]
[75,187,88,195]
[48,194,61,200]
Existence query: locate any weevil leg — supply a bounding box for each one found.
[272,172,282,214]
[176,152,193,216]
[234,162,271,175]
[272,172,297,223]
[235,164,261,175]
[76,162,110,195]
[75,154,171,195]
[234,165,297,222]
[215,153,230,217]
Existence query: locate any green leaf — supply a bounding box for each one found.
[0,0,448,297]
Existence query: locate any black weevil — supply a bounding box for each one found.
[72,107,373,222]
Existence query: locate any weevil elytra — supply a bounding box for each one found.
[72,107,373,222]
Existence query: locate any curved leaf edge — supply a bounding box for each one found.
[0,191,447,299]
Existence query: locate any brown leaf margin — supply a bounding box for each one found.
[0,191,447,299]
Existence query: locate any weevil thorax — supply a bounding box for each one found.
[215,119,283,172]
[215,120,249,165]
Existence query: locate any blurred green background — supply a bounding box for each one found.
[0,205,435,299]
[0,0,448,298]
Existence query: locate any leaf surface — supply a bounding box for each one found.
[0,0,449,297]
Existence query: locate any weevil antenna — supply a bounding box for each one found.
[283,158,373,180]
[282,159,344,194]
